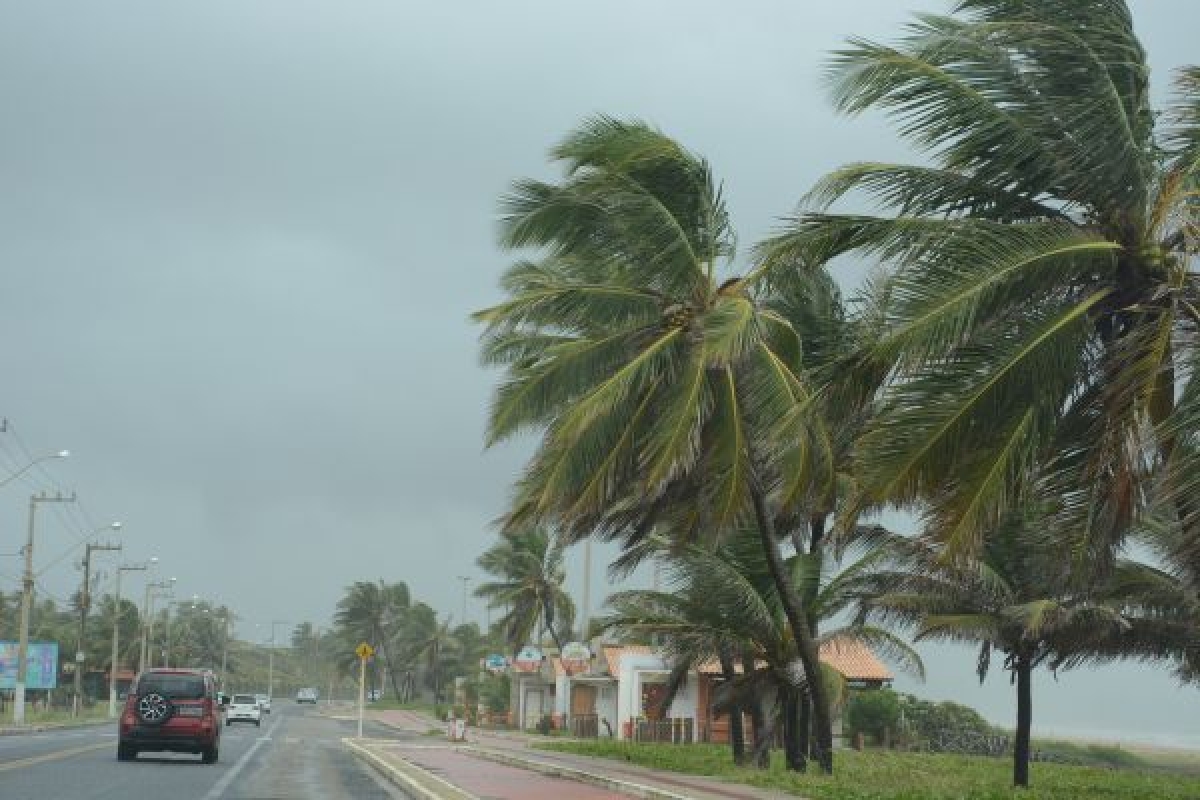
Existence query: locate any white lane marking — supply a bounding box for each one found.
[201,715,283,800]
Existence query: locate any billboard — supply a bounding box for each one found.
[0,641,59,690]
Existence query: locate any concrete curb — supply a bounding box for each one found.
[463,745,693,800]
[343,737,479,800]
[0,718,113,737]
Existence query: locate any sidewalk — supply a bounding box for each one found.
[354,708,799,800]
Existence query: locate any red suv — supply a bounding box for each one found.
[118,668,221,763]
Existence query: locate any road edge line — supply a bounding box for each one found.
[343,737,478,800]
[462,745,694,800]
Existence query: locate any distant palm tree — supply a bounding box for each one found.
[474,528,575,652]
[334,580,410,700]
[860,513,1129,788]
[475,117,842,771]
[398,604,459,705]
[760,0,1200,570]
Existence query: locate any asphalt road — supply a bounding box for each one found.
[0,703,410,799]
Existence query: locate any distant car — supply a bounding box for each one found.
[366,688,382,702]
[118,668,221,764]
[255,693,271,713]
[226,694,262,727]
[295,687,319,704]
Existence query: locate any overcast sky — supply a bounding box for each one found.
[1,1,1197,745]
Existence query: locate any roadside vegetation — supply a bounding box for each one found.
[538,741,1200,800]
[471,0,1200,791]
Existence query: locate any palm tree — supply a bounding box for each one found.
[860,513,1129,788]
[334,580,410,700]
[602,532,921,771]
[475,117,843,771]
[760,1,1200,570]
[474,528,575,652]
[397,603,459,705]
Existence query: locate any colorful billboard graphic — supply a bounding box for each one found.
[0,641,59,689]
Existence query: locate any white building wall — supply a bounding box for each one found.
[613,652,699,741]
[554,673,570,717]
[596,683,618,736]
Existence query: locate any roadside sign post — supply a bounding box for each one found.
[355,642,374,738]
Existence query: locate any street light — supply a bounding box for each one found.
[109,558,156,717]
[215,609,234,692]
[139,577,176,673]
[73,522,123,717]
[13,487,76,725]
[267,620,287,702]
[0,450,69,490]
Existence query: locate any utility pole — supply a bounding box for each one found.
[267,620,286,701]
[218,610,232,692]
[14,491,75,725]
[75,538,122,716]
[110,561,152,717]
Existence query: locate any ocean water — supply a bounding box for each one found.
[1036,725,1200,751]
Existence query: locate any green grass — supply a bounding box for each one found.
[10,708,112,728]
[537,741,1200,800]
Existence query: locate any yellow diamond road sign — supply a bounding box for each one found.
[356,642,375,660]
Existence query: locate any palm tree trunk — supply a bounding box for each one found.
[742,653,771,769]
[750,481,834,773]
[718,650,746,765]
[1014,654,1033,788]
[782,688,805,771]
[543,596,566,652]
[798,692,812,760]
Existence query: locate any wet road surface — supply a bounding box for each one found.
[0,704,409,799]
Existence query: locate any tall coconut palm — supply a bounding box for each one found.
[860,512,1129,788]
[474,527,575,652]
[475,117,843,771]
[761,1,1200,569]
[334,580,410,701]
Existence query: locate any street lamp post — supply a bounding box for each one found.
[110,559,155,718]
[74,524,122,717]
[267,620,286,701]
[13,486,76,725]
[139,578,175,673]
[217,610,233,691]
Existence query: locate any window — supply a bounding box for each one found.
[138,675,206,699]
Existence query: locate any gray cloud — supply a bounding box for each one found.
[0,0,1195,744]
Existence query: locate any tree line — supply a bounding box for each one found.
[471,0,1200,788]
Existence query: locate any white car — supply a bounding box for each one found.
[256,693,272,714]
[226,694,262,727]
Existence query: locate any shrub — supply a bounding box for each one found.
[896,693,1005,754]
[844,689,901,744]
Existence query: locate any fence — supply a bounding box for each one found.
[570,713,599,738]
[633,716,694,744]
